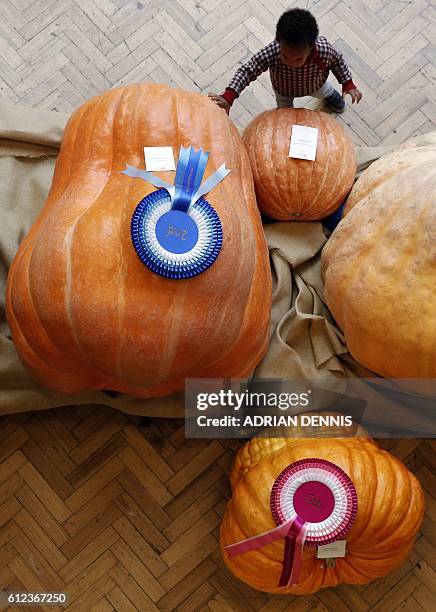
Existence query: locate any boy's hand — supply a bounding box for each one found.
[208,93,231,114]
[343,88,362,104]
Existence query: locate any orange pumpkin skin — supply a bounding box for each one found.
[6,84,272,398]
[242,108,356,221]
[220,437,424,595]
[322,146,436,384]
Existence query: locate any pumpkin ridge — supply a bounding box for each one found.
[274,111,289,215]
[352,442,379,543]
[293,111,304,216]
[75,87,138,386]
[407,474,426,535]
[341,552,378,581]
[113,86,135,383]
[252,113,272,215]
[300,110,317,214]
[10,251,69,372]
[270,112,282,217]
[204,103,262,371]
[292,109,304,214]
[5,106,92,382]
[383,466,423,554]
[292,120,303,217]
[303,112,331,218]
[16,249,108,390]
[378,448,400,542]
[384,452,419,550]
[66,91,123,374]
[159,283,190,382]
[322,115,348,216]
[333,115,354,212]
[59,90,129,385]
[299,109,321,216]
[251,114,264,212]
[9,269,77,375]
[368,449,399,545]
[26,99,107,370]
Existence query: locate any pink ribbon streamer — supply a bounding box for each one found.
[225,516,308,587]
[279,517,308,586]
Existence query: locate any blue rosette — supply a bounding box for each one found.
[122,146,229,280]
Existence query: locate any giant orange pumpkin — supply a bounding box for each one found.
[6,83,272,398]
[322,140,436,384]
[242,108,356,220]
[221,436,424,595]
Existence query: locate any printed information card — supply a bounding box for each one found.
[144,146,176,171]
[317,540,347,559]
[289,125,319,161]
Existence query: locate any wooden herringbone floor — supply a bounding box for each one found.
[0,409,435,611]
[0,1,435,610]
[0,0,435,143]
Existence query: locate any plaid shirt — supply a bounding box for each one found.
[224,37,354,102]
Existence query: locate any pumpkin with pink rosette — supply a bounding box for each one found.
[220,436,424,594]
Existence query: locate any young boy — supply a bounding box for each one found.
[208,8,362,114]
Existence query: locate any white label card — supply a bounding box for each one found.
[144,146,176,171]
[316,540,347,559]
[289,125,319,161]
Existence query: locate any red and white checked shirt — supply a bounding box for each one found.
[222,37,356,104]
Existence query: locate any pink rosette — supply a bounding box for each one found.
[225,458,357,588]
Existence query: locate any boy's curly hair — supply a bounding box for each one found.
[276,8,319,47]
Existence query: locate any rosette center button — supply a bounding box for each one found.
[156,210,199,254]
[293,481,335,523]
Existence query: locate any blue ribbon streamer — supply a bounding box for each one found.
[122,145,230,211]
[121,165,175,199]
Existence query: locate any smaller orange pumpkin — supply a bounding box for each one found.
[242,108,356,221]
[221,435,424,595]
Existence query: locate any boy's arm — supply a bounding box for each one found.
[328,46,356,92]
[221,43,276,106]
[320,39,362,103]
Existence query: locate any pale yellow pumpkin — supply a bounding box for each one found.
[322,139,436,385]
